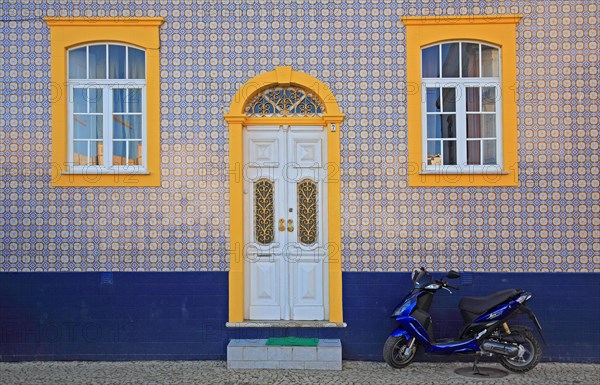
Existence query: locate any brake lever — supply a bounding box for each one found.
[442,286,453,294]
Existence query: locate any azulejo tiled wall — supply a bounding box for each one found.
[1,0,598,272]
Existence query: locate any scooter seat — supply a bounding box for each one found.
[459,289,519,315]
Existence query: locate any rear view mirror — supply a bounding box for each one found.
[446,270,460,279]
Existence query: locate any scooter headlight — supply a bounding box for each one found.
[392,301,416,317]
[424,283,440,290]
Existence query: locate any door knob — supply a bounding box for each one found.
[287,219,294,232]
[278,218,285,232]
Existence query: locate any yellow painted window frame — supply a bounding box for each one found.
[224,66,345,323]
[403,15,522,187]
[45,18,164,187]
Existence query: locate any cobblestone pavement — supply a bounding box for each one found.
[1,361,598,385]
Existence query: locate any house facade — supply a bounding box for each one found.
[1,0,598,362]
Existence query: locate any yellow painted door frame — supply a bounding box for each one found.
[224,66,344,322]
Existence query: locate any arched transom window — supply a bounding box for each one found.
[244,86,325,117]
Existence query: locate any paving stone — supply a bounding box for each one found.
[227,360,255,369]
[243,347,268,361]
[226,346,244,361]
[305,360,342,370]
[317,347,342,362]
[253,361,279,369]
[318,339,341,347]
[278,360,305,370]
[1,361,598,385]
[292,346,317,361]
[266,346,293,361]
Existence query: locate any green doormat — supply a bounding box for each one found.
[266,337,319,346]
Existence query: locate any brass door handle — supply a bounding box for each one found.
[278,218,285,232]
[287,219,294,232]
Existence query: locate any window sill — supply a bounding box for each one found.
[226,320,347,328]
[420,169,509,175]
[62,170,150,175]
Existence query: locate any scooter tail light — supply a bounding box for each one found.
[516,294,532,303]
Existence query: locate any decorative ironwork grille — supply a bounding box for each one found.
[245,86,325,117]
[254,179,274,245]
[297,179,318,245]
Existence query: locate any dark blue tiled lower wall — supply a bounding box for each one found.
[0,272,598,362]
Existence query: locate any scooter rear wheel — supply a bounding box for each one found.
[383,335,418,368]
[498,326,542,373]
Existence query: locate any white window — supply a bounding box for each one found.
[67,43,146,173]
[421,41,502,173]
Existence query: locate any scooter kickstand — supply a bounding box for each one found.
[472,353,488,376]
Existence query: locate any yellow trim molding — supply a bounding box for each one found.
[45,17,164,187]
[225,67,345,323]
[402,15,522,187]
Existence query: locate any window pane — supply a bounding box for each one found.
[482,114,496,138]
[128,141,142,165]
[128,47,145,79]
[128,89,142,113]
[483,140,497,165]
[89,141,102,165]
[482,87,496,112]
[443,141,457,165]
[466,87,480,112]
[467,114,481,138]
[89,88,103,113]
[73,115,103,139]
[462,43,480,77]
[442,88,456,112]
[108,45,126,79]
[428,114,456,139]
[467,140,481,165]
[427,115,441,138]
[113,115,142,139]
[129,116,142,139]
[426,88,440,112]
[441,114,456,138]
[88,45,107,79]
[428,118,441,138]
[422,46,439,78]
[441,43,459,78]
[73,116,89,139]
[73,88,87,113]
[113,141,127,166]
[468,114,496,138]
[113,89,126,113]
[68,47,87,79]
[73,141,88,166]
[427,141,442,165]
[92,116,103,139]
[481,45,500,77]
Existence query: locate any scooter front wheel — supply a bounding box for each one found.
[383,335,418,368]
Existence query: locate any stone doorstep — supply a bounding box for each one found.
[227,339,342,371]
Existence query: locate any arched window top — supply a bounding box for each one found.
[422,41,500,79]
[244,86,325,117]
[68,43,145,80]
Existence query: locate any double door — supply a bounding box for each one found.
[244,125,327,320]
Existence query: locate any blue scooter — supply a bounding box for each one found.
[384,268,546,373]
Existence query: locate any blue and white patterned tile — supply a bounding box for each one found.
[1,0,598,272]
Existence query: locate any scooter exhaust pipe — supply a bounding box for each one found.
[481,341,519,357]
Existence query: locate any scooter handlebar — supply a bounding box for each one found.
[440,281,460,290]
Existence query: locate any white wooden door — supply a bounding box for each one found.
[244,125,327,320]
